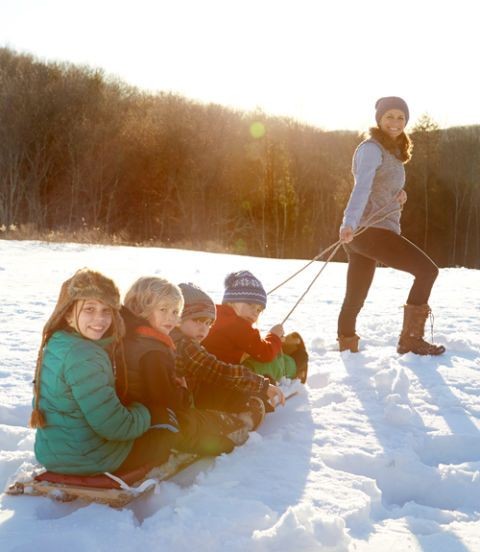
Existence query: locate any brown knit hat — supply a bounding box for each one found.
[30,268,125,428]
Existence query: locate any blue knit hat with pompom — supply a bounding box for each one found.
[222,271,267,308]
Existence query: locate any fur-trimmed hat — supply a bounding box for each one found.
[375,96,409,125]
[222,271,267,308]
[41,268,123,341]
[30,268,124,429]
[179,283,216,321]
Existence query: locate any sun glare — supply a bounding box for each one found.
[0,0,479,129]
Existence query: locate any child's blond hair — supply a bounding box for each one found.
[124,276,184,320]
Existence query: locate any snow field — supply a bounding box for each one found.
[0,240,479,551]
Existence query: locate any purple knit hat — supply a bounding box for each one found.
[375,96,409,125]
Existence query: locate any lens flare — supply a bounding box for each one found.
[249,122,266,138]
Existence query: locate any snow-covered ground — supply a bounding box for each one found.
[0,239,479,551]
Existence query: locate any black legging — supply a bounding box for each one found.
[338,227,439,337]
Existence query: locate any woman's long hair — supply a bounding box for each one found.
[368,126,413,163]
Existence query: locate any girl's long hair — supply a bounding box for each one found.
[30,269,127,428]
[368,126,413,163]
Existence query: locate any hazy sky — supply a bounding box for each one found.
[1,0,479,131]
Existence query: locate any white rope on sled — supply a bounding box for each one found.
[103,472,157,495]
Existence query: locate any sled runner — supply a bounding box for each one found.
[6,451,198,508]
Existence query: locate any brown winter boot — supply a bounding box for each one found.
[338,335,360,353]
[282,332,309,383]
[397,304,445,356]
[236,396,266,431]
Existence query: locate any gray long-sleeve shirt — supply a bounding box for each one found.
[341,139,405,235]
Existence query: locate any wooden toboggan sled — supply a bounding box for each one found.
[6,451,198,508]
[5,380,303,508]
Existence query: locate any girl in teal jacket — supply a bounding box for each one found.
[31,268,174,476]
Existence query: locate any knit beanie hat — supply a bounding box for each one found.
[30,268,124,429]
[222,271,267,308]
[179,282,216,321]
[375,96,409,125]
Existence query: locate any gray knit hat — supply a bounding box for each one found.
[375,96,409,125]
[179,282,216,321]
[222,271,267,308]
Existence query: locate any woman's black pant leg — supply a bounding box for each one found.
[348,229,439,305]
[337,248,377,337]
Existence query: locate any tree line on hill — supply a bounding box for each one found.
[1,47,479,268]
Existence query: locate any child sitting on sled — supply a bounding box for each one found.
[171,282,285,414]
[31,268,175,476]
[202,271,308,386]
[120,276,265,457]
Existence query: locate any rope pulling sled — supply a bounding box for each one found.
[271,200,402,324]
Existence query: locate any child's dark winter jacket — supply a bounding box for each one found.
[202,304,282,364]
[120,308,248,457]
[120,307,190,412]
[171,328,270,396]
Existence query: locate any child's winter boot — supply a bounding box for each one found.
[215,412,250,446]
[225,426,250,446]
[282,332,309,383]
[237,396,266,431]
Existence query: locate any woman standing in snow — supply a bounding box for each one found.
[337,96,445,356]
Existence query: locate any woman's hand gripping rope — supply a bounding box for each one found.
[340,190,406,244]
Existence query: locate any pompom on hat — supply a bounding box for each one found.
[375,96,409,125]
[222,271,267,308]
[179,282,216,321]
